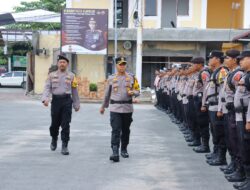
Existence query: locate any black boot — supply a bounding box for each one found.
[221,157,235,172]
[186,137,194,143]
[193,138,210,153]
[50,138,57,151]
[188,137,201,147]
[121,145,129,158]
[237,166,250,190]
[208,148,227,166]
[110,146,119,162]
[233,180,248,190]
[184,133,194,142]
[61,142,69,155]
[205,145,218,159]
[223,157,237,175]
[226,166,245,182]
[183,130,191,135]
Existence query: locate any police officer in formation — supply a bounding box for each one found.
[100,57,140,162]
[42,54,80,155]
[154,50,250,190]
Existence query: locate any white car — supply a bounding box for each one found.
[0,71,27,88]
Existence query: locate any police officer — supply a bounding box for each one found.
[181,66,193,140]
[162,69,170,112]
[179,67,189,133]
[42,54,80,155]
[157,70,165,110]
[100,57,140,162]
[216,50,244,182]
[232,50,250,190]
[192,57,211,153]
[154,70,161,108]
[84,17,104,51]
[202,50,229,166]
[184,64,201,147]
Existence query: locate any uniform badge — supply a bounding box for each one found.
[72,76,78,88]
[133,77,140,91]
[234,73,242,82]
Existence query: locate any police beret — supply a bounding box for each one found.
[115,57,127,65]
[237,50,250,60]
[207,50,224,59]
[224,49,240,58]
[57,54,69,63]
[191,57,205,64]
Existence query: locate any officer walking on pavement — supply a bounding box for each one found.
[100,57,140,162]
[42,54,80,155]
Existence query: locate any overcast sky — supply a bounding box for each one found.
[0,0,38,13]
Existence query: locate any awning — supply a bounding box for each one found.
[232,30,250,42]
[0,9,60,26]
[0,13,15,26]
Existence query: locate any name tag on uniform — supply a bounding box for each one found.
[210,82,215,88]
[239,86,246,93]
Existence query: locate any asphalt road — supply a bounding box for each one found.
[0,88,234,190]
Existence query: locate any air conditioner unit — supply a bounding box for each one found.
[36,48,50,56]
[123,41,132,50]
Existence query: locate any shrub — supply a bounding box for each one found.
[89,83,97,92]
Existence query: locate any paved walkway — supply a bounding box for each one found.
[0,89,233,190]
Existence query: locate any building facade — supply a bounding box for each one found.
[34,0,250,95]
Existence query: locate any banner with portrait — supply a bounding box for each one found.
[61,8,108,55]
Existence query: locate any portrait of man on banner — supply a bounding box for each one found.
[83,17,105,51]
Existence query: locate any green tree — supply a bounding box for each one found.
[6,0,65,30]
[0,47,8,65]
[8,42,32,56]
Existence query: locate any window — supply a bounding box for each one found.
[4,72,12,77]
[114,0,123,27]
[14,72,24,77]
[145,0,157,16]
[177,0,189,16]
[117,1,123,26]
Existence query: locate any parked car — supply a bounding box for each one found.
[0,71,27,89]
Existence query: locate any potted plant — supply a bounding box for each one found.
[89,83,97,99]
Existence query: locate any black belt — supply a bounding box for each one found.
[226,102,235,111]
[206,93,219,101]
[110,99,132,104]
[221,98,226,103]
[193,96,202,101]
[52,94,71,99]
[235,106,248,113]
[209,102,218,106]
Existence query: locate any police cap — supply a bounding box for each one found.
[224,49,240,59]
[237,50,250,60]
[115,57,127,65]
[190,57,205,64]
[207,50,224,59]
